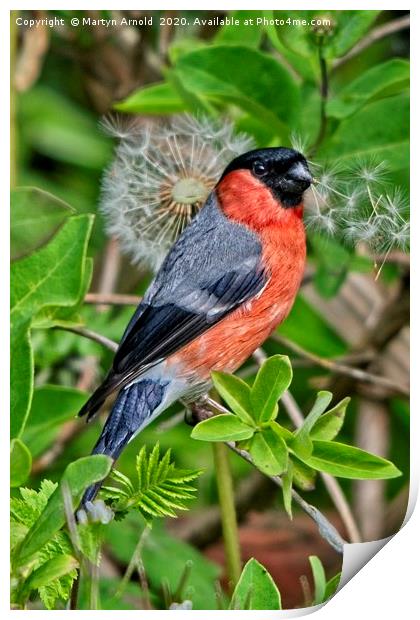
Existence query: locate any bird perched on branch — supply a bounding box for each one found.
[79,147,312,504]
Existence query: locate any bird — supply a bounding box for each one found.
[79,146,312,505]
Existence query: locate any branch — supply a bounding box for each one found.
[84,292,141,306]
[58,326,118,352]
[271,333,409,397]
[333,15,410,69]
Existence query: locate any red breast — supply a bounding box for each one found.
[168,170,306,380]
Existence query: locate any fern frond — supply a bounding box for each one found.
[102,443,202,520]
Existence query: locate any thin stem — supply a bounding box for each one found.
[58,326,118,352]
[271,333,409,396]
[333,14,410,69]
[309,39,329,157]
[116,522,151,603]
[212,442,242,589]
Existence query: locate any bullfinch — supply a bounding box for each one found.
[79,147,312,504]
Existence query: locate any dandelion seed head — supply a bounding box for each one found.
[352,157,389,186]
[100,114,254,271]
[306,210,337,235]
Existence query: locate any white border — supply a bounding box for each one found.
[2,3,416,618]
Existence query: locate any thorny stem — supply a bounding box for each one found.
[212,442,242,589]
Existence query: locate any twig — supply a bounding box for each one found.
[58,326,118,352]
[333,15,410,69]
[227,442,345,554]
[271,333,409,396]
[85,292,141,306]
[96,238,122,312]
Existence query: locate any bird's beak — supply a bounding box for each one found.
[286,161,313,191]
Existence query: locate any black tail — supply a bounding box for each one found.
[79,379,167,508]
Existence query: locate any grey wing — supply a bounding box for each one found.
[79,192,267,419]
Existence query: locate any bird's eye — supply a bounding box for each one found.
[252,161,267,176]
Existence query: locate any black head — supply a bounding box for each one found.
[221,147,312,207]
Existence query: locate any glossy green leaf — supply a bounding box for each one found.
[290,456,316,491]
[309,555,326,605]
[11,187,75,260]
[250,428,288,476]
[310,397,350,441]
[301,440,402,479]
[291,391,332,459]
[191,414,254,442]
[250,355,292,424]
[269,420,295,444]
[173,45,300,137]
[10,438,32,488]
[14,455,112,565]
[114,81,188,114]
[282,462,293,519]
[32,257,93,329]
[320,94,409,172]
[11,214,94,331]
[327,59,410,119]
[230,558,282,610]
[211,371,254,425]
[10,215,93,438]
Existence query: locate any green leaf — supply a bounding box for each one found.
[191,414,254,442]
[172,45,300,138]
[23,385,88,457]
[10,438,32,487]
[103,444,201,519]
[214,11,263,47]
[269,420,295,444]
[10,323,33,439]
[325,11,380,58]
[282,462,293,519]
[23,554,79,593]
[320,94,409,173]
[290,456,316,491]
[211,371,255,425]
[230,558,282,610]
[310,397,350,441]
[263,11,317,81]
[32,257,93,329]
[11,214,94,331]
[11,187,75,260]
[19,86,112,170]
[250,355,292,424]
[291,391,332,459]
[309,556,326,605]
[327,59,410,119]
[250,428,288,476]
[114,81,188,114]
[10,214,93,439]
[300,440,402,479]
[14,455,112,565]
[324,572,341,600]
